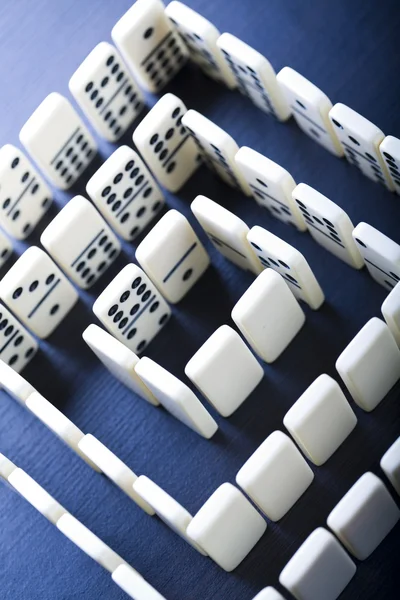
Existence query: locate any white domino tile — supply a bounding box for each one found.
[134,357,218,438]
[327,472,399,560]
[236,431,314,521]
[112,564,166,600]
[190,195,262,275]
[8,468,66,524]
[279,528,356,600]
[252,588,286,600]
[0,230,12,269]
[380,437,400,495]
[231,269,305,363]
[82,324,158,405]
[132,475,206,553]
[135,209,210,303]
[185,324,264,417]
[336,317,400,411]
[0,359,36,403]
[352,222,400,291]
[0,453,17,480]
[283,374,357,465]
[186,482,266,571]
[0,303,38,373]
[382,282,400,346]
[379,135,400,194]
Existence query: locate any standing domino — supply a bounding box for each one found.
[133,93,201,192]
[379,135,400,193]
[19,93,96,190]
[182,109,251,194]
[329,103,393,189]
[135,209,209,303]
[165,2,236,88]
[292,184,364,268]
[234,147,306,231]
[276,67,343,156]
[112,565,166,600]
[380,437,400,496]
[352,222,400,290]
[0,359,36,404]
[86,145,164,242]
[40,196,120,290]
[247,225,324,310]
[0,231,12,269]
[217,33,290,121]
[0,145,52,239]
[0,247,78,338]
[69,42,144,142]
[111,0,188,93]
[382,283,400,346]
[191,195,262,275]
[0,304,38,373]
[93,263,171,354]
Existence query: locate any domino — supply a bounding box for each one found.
[0,359,36,404]
[93,263,171,355]
[279,528,356,600]
[0,453,17,480]
[327,472,399,560]
[190,195,263,275]
[132,93,201,192]
[217,33,290,120]
[77,434,155,514]
[134,357,218,438]
[135,209,210,303]
[236,431,314,521]
[132,475,206,553]
[186,482,266,571]
[165,2,236,88]
[40,196,120,289]
[335,317,400,412]
[19,93,96,190]
[112,564,166,600]
[234,147,306,230]
[181,109,251,194]
[352,222,400,290]
[185,325,264,417]
[0,303,38,373]
[247,225,324,309]
[292,184,364,268]
[276,67,343,156]
[8,468,66,524]
[380,437,400,495]
[382,282,400,346]
[0,246,78,339]
[69,42,144,142]
[283,374,357,466]
[0,144,52,239]
[0,230,12,269]
[82,324,158,405]
[379,135,400,194]
[111,0,188,93]
[252,588,286,600]
[329,103,393,189]
[86,145,164,242]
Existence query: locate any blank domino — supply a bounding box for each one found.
[382,282,400,345]
[186,483,266,571]
[352,222,400,291]
[57,513,127,573]
[236,431,314,521]
[185,325,264,417]
[279,528,356,600]
[335,317,400,411]
[112,564,166,600]
[132,475,206,554]
[0,358,36,404]
[327,472,399,560]
[134,357,218,438]
[379,135,400,194]
[252,588,286,600]
[381,437,400,495]
[0,453,17,480]
[78,434,155,515]
[283,374,357,466]
[231,269,305,363]
[8,468,66,524]
[82,324,158,405]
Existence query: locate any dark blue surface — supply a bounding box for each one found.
[0,0,399,598]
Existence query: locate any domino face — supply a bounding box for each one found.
[191,195,262,275]
[329,103,393,189]
[165,2,236,88]
[111,0,188,93]
[234,147,306,230]
[0,247,78,338]
[133,93,201,193]
[19,93,97,190]
[247,225,324,310]
[352,222,400,290]
[217,33,290,121]
[0,231,12,269]
[86,145,164,242]
[379,135,400,194]
[0,145,52,239]
[182,109,251,194]
[292,183,364,269]
[69,42,144,142]
[0,303,38,373]
[135,209,209,303]
[40,196,120,289]
[93,263,171,354]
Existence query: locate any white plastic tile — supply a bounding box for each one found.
[381,437,400,495]
[112,564,166,600]
[8,468,66,524]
